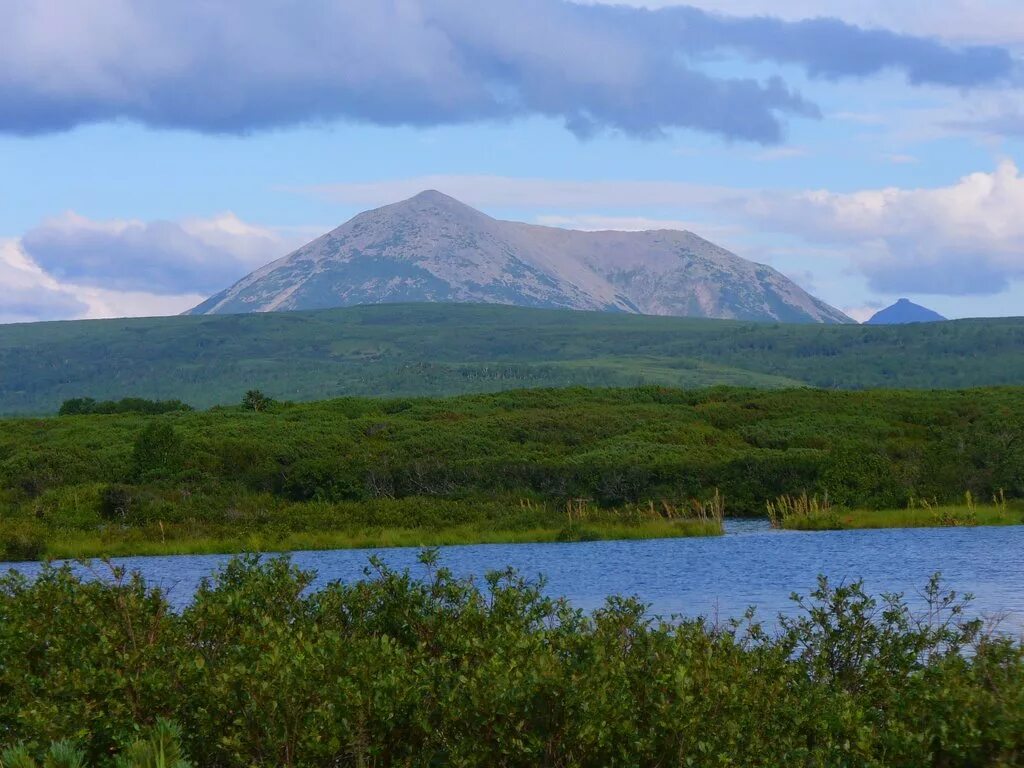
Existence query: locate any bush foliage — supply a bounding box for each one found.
[0,555,1021,766]
[58,399,192,417]
[1,386,1022,558]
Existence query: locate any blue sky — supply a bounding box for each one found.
[2,0,1023,323]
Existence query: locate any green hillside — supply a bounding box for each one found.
[1,303,1023,414]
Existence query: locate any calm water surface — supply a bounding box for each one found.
[4,521,1023,633]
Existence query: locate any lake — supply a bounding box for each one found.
[4,520,1023,634]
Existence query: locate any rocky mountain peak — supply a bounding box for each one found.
[188,193,853,324]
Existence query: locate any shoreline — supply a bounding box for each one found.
[776,503,1024,531]
[7,506,1024,562]
[1,518,724,563]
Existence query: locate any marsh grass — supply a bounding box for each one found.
[778,491,1023,531]
[1,497,723,561]
[767,492,837,529]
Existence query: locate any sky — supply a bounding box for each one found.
[2,0,1024,324]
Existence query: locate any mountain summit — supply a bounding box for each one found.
[189,191,852,323]
[866,299,946,325]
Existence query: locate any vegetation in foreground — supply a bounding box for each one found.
[2,302,1024,414]
[1,554,1022,767]
[1,386,1022,560]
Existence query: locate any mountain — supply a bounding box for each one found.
[866,299,947,325]
[189,191,852,323]
[3,303,1024,415]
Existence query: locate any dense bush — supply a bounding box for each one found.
[58,398,192,417]
[1,387,1022,557]
[0,555,1021,767]
[6,387,1024,511]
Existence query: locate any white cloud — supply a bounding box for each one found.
[745,159,1024,294]
[20,211,289,294]
[1,213,295,324]
[0,239,88,323]
[71,286,208,320]
[841,304,884,323]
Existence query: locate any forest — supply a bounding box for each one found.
[3,303,1024,414]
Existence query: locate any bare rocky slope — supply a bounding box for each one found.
[189,190,852,323]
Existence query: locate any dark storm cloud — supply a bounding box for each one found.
[0,0,1017,142]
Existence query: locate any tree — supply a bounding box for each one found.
[242,390,272,412]
[58,398,96,416]
[132,422,184,480]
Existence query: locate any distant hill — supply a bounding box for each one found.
[2,303,1023,415]
[866,299,947,325]
[189,190,852,324]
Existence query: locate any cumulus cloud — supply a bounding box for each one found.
[0,240,88,323]
[1,212,292,323]
[20,212,287,294]
[745,160,1024,295]
[0,0,1018,142]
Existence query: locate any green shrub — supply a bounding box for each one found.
[1,556,1021,767]
[98,485,135,522]
[0,523,46,561]
[0,722,191,768]
[241,390,272,413]
[1,387,1023,552]
[114,720,191,768]
[59,399,192,417]
[131,424,183,481]
[0,739,86,768]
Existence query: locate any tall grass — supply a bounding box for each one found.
[771,489,1023,531]
[2,501,724,562]
[766,492,836,529]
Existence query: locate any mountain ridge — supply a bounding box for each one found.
[189,191,852,324]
